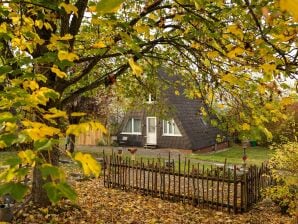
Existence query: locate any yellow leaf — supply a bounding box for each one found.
[18,150,36,166]
[60,3,78,17]
[44,22,53,31]
[280,0,298,21]
[242,123,250,131]
[70,112,87,117]
[43,108,67,120]
[265,103,274,110]
[281,97,294,106]
[51,65,67,78]
[207,51,219,58]
[74,152,101,177]
[128,58,143,76]
[134,24,149,34]
[174,90,180,96]
[60,34,73,40]
[257,85,266,94]
[88,6,97,12]
[226,24,244,40]
[58,51,79,62]
[227,47,244,58]
[0,23,7,33]
[35,20,43,29]
[11,16,20,25]
[23,80,39,91]
[92,41,106,48]
[221,73,238,84]
[66,121,106,136]
[261,127,273,140]
[261,63,276,74]
[22,121,61,140]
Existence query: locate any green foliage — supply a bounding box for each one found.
[264,142,298,215]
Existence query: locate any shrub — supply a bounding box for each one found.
[264,142,298,216]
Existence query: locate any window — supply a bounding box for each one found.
[146,93,156,104]
[163,119,182,136]
[122,118,141,135]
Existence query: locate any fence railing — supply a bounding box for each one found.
[103,154,272,214]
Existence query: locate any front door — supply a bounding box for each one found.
[146,117,157,145]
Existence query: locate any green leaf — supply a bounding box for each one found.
[4,157,21,167]
[43,182,59,203]
[96,0,125,13]
[34,138,53,151]
[40,164,64,180]
[0,133,18,146]
[0,182,28,201]
[0,65,12,74]
[0,112,16,123]
[56,182,77,202]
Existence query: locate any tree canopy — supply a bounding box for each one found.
[0,0,297,205]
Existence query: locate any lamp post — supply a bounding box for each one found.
[242,139,249,170]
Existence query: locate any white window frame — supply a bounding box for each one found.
[162,119,182,137]
[146,93,156,104]
[121,118,142,135]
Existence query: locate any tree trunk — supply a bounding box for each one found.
[32,146,60,206]
[69,134,76,153]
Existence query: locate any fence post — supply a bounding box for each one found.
[233,165,237,214]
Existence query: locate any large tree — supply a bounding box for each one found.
[0,0,297,206]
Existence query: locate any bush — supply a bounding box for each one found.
[263,142,298,216]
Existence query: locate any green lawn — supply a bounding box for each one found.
[0,151,17,164]
[188,145,273,166]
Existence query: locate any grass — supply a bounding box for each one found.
[188,145,273,166]
[0,151,17,164]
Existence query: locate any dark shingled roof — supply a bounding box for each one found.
[158,69,222,149]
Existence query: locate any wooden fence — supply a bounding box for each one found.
[77,130,103,145]
[103,154,272,214]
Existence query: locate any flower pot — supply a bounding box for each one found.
[0,204,13,222]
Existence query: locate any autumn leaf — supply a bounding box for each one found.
[280,0,298,21]
[60,3,78,17]
[70,112,87,117]
[261,63,276,74]
[18,150,36,166]
[96,0,125,13]
[23,80,39,91]
[242,123,251,131]
[74,152,101,177]
[93,41,106,48]
[227,47,244,58]
[58,50,79,62]
[51,65,67,78]
[221,73,238,84]
[128,58,143,76]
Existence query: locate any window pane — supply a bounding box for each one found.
[163,120,167,134]
[133,119,141,133]
[173,122,181,135]
[123,119,132,132]
[168,121,173,134]
[148,118,155,133]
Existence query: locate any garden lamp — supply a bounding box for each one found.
[242,139,249,169]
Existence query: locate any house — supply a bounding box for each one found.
[117,70,228,151]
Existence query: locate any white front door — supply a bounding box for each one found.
[146,117,157,145]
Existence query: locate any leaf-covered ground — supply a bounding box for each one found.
[13,177,295,224]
